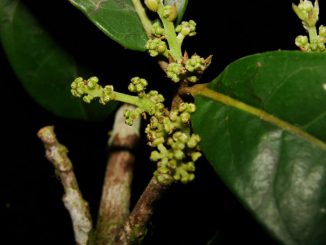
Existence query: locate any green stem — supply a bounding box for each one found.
[157,5,182,61]
[307,26,319,48]
[113,92,155,113]
[186,84,326,151]
[131,0,153,37]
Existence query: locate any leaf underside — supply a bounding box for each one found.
[193,51,326,245]
[0,0,117,120]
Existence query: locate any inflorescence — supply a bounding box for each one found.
[71,76,202,184]
[70,0,208,185]
[293,0,326,52]
[144,0,212,83]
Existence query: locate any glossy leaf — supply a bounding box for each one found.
[67,0,148,51]
[164,0,188,23]
[193,51,326,245]
[0,0,117,120]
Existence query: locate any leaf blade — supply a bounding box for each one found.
[192,51,326,245]
[0,0,117,120]
[67,0,148,51]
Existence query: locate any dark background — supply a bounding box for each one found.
[1,0,323,244]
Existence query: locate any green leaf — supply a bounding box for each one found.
[0,0,117,120]
[67,0,148,51]
[192,51,326,245]
[164,0,188,23]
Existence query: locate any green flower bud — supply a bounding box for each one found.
[163,117,173,133]
[158,166,170,174]
[293,0,319,27]
[87,76,99,88]
[145,39,167,57]
[187,103,196,113]
[180,112,190,123]
[176,20,197,37]
[150,151,161,161]
[174,150,185,160]
[150,116,159,129]
[169,111,178,121]
[152,22,164,37]
[168,160,177,169]
[319,25,326,37]
[178,102,188,112]
[295,35,310,51]
[145,0,159,12]
[187,134,201,148]
[187,76,198,83]
[152,137,165,147]
[185,162,195,172]
[162,5,178,22]
[83,95,92,103]
[155,172,173,185]
[185,54,206,73]
[188,173,195,182]
[191,152,202,162]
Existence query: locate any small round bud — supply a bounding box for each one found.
[187,103,196,113]
[185,54,206,73]
[144,0,159,12]
[187,76,198,83]
[174,150,185,160]
[180,112,190,123]
[145,39,167,57]
[162,5,178,22]
[169,111,178,121]
[152,22,164,37]
[178,103,188,112]
[191,152,202,162]
[150,151,161,161]
[83,95,92,103]
[185,162,195,172]
[176,20,197,37]
[319,25,326,37]
[187,134,201,148]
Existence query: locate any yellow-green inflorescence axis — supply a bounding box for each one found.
[293,0,326,52]
[144,0,212,83]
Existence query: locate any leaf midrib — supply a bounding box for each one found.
[190,84,326,151]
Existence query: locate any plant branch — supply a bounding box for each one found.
[116,177,171,245]
[37,126,93,245]
[96,104,141,245]
[131,0,152,37]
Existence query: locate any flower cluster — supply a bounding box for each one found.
[176,20,197,38]
[166,54,211,83]
[293,0,326,52]
[124,77,165,125]
[145,102,201,184]
[145,39,168,57]
[71,76,114,104]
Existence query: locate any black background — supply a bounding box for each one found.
[1,0,324,244]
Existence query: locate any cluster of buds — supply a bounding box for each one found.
[293,0,326,52]
[152,22,164,37]
[145,0,177,21]
[176,20,197,40]
[71,76,114,104]
[145,38,168,57]
[165,54,211,83]
[124,77,165,125]
[145,102,201,184]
